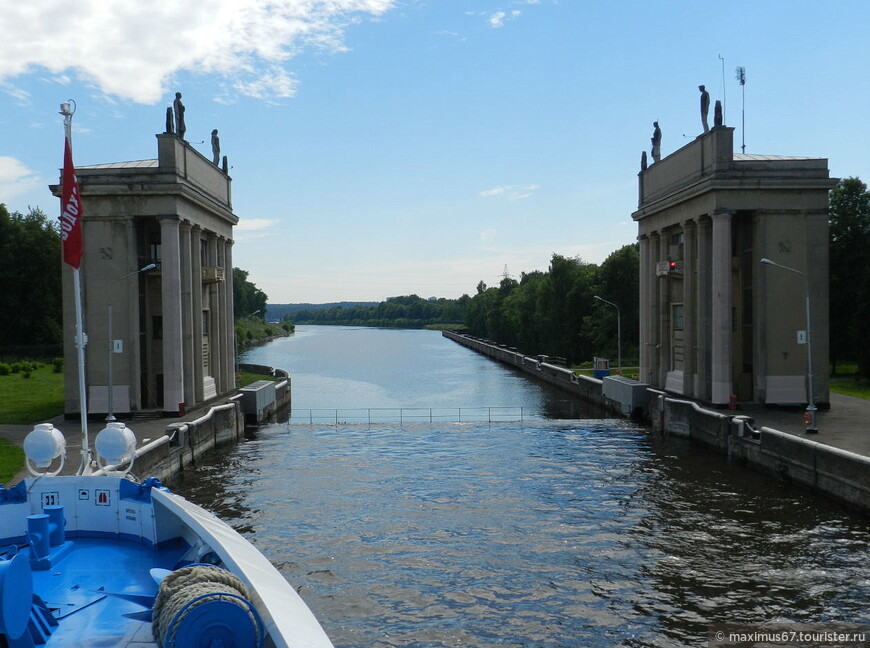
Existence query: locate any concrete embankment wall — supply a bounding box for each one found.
[442,331,606,410]
[445,331,870,514]
[100,373,291,485]
[648,390,870,514]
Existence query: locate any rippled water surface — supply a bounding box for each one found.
[178,327,870,647]
[177,421,870,647]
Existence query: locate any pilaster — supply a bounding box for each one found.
[159,216,184,413]
[711,211,733,405]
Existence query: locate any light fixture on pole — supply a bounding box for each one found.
[760,258,817,433]
[106,263,156,421]
[593,295,621,375]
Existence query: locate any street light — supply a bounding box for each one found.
[593,295,621,375]
[760,257,817,433]
[106,263,156,421]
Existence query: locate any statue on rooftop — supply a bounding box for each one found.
[641,150,648,171]
[714,100,723,128]
[651,122,661,163]
[165,107,174,134]
[173,92,186,141]
[699,85,710,133]
[211,129,220,165]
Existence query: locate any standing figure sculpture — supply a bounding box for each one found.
[651,121,662,163]
[211,129,220,166]
[714,100,723,128]
[173,92,186,141]
[165,107,174,134]
[699,84,710,133]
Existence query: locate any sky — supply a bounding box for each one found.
[2,1,870,304]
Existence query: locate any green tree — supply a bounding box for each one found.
[829,178,870,377]
[586,244,640,365]
[464,254,601,364]
[0,205,63,349]
[232,268,268,320]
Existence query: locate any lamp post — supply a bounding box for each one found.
[760,258,817,433]
[593,295,621,375]
[106,263,156,421]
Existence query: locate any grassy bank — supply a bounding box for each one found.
[236,319,293,350]
[830,364,870,400]
[0,362,65,425]
[0,439,24,484]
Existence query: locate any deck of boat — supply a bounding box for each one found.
[24,537,187,648]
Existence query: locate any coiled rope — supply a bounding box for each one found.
[152,564,262,648]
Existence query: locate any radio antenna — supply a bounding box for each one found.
[736,66,746,153]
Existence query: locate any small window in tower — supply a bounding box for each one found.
[152,316,163,340]
[672,304,684,331]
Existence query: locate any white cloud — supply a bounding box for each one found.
[235,218,279,232]
[0,157,42,200]
[487,10,522,28]
[489,11,507,28]
[479,184,539,200]
[0,0,396,104]
[2,82,31,105]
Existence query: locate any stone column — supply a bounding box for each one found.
[638,235,651,383]
[224,239,236,389]
[179,221,195,409]
[215,237,229,392]
[649,231,661,386]
[191,225,204,403]
[159,217,185,413]
[696,217,712,400]
[683,220,696,398]
[205,234,218,399]
[711,211,733,405]
[657,233,670,388]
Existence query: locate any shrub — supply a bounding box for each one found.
[22,370,32,379]
[0,363,10,376]
[52,357,64,373]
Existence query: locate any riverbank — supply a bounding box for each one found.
[443,331,870,515]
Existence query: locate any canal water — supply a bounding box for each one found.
[176,326,870,647]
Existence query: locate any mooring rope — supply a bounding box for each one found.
[152,565,256,647]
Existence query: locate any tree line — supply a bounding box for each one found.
[0,205,62,355]
[285,244,639,367]
[290,294,469,329]
[829,177,870,378]
[464,246,638,366]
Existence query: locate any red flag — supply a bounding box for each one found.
[60,137,83,269]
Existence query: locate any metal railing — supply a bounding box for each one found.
[289,407,528,425]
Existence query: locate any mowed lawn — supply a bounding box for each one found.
[0,364,65,425]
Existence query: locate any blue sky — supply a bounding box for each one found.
[2,0,869,303]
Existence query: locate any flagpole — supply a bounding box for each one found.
[60,100,91,475]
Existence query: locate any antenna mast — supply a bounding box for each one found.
[736,66,746,153]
